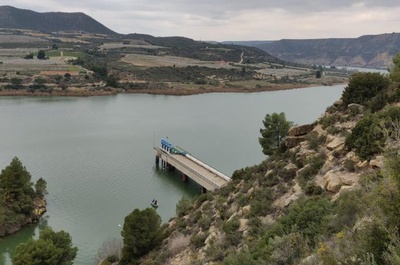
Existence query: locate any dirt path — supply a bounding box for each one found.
[239,51,244,64]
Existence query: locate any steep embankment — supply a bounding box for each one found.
[138,73,400,264]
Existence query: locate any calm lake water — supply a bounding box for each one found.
[0,85,344,265]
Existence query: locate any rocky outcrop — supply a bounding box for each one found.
[326,137,345,151]
[274,181,303,208]
[0,197,47,237]
[286,123,316,148]
[322,170,360,193]
[288,124,315,137]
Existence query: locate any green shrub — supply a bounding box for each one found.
[219,250,258,265]
[191,233,208,249]
[278,168,297,182]
[344,159,356,172]
[249,188,273,217]
[198,216,212,230]
[345,114,384,160]
[319,114,340,129]
[306,133,327,151]
[298,152,326,189]
[223,219,240,234]
[248,217,265,238]
[279,197,332,246]
[304,181,323,195]
[328,190,363,232]
[205,244,225,262]
[369,91,388,113]
[105,254,118,262]
[345,107,400,160]
[342,72,390,107]
[237,193,250,207]
[326,126,340,135]
[176,196,192,217]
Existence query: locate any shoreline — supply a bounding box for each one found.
[0,197,47,238]
[0,82,347,97]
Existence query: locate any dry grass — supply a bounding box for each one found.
[168,234,191,256]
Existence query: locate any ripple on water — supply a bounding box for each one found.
[0,87,345,264]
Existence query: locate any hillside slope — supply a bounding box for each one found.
[0,5,116,35]
[133,71,400,264]
[233,33,400,69]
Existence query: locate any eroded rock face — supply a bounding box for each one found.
[288,124,315,137]
[286,136,307,148]
[326,137,345,151]
[273,182,303,208]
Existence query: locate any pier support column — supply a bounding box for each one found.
[182,174,188,182]
[155,156,159,167]
[200,187,207,194]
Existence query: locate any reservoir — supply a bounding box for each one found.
[0,85,344,264]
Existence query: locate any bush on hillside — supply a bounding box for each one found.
[345,106,400,160]
[342,72,390,107]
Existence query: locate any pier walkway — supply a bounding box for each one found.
[154,141,230,192]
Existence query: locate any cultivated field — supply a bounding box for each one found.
[122,54,236,69]
[0,33,45,43]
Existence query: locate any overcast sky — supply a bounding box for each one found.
[6,0,400,41]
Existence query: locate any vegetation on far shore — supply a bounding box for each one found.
[0,29,350,97]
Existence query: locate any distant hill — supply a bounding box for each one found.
[0,5,117,35]
[127,33,285,64]
[230,33,400,69]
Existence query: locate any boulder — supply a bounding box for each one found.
[284,163,298,171]
[369,156,385,168]
[347,103,366,114]
[238,219,249,232]
[356,160,368,169]
[324,171,343,192]
[332,185,356,201]
[242,205,250,214]
[333,99,343,107]
[346,151,360,164]
[323,170,359,193]
[265,170,274,178]
[288,124,315,137]
[326,137,345,151]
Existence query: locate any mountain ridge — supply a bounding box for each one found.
[225,33,400,69]
[0,5,117,35]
